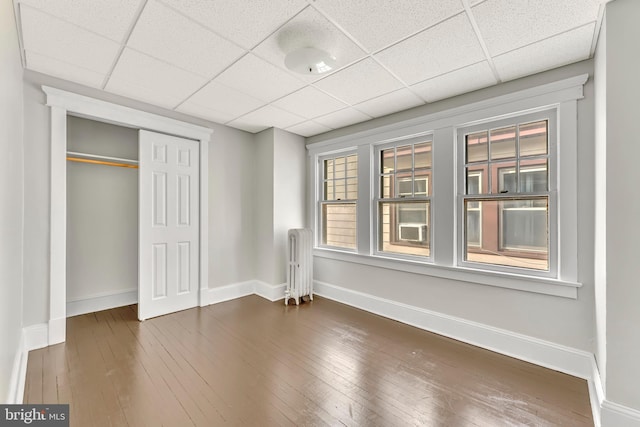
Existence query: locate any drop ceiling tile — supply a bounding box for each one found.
[375,13,485,85]
[160,0,308,49]
[214,54,306,103]
[183,80,264,118]
[127,0,245,79]
[105,77,185,109]
[355,88,424,118]
[20,6,121,74]
[286,121,333,137]
[312,0,464,52]
[272,86,347,119]
[314,58,404,105]
[176,101,237,124]
[252,6,366,81]
[493,23,595,82]
[229,105,305,133]
[106,48,207,108]
[314,108,371,129]
[472,0,601,56]
[18,0,142,42]
[25,51,105,88]
[411,61,497,103]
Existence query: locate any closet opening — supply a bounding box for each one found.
[66,116,139,317]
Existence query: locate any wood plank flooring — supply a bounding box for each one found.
[23,295,593,426]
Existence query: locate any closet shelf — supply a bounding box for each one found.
[66,151,139,169]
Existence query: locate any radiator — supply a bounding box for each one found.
[285,228,313,306]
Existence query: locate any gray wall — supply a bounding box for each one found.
[208,124,256,287]
[602,0,640,411]
[308,60,597,352]
[0,1,24,402]
[273,129,306,285]
[254,128,307,285]
[66,116,138,302]
[594,8,607,392]
[22,71,257,326]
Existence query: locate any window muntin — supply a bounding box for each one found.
[320,154,357,249]
[462,119,551,272]
[377,139,432,258]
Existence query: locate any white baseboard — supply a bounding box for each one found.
[314,280,593,380]
[7,330,26,404]
[8,323,50,404]
[254,281,286,302]
[24,323,48,352]
[66,288,137,317]
[204,280,286,306]
[589,355,605,427]
[602,400,640,427]
[206,280,256,305]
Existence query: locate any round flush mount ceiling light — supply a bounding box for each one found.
[284,47,337,75]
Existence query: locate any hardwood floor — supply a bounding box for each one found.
[23,295,593,426]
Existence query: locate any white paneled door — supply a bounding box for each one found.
[139,130,200,320]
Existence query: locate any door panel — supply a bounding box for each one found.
[139,130,199,320]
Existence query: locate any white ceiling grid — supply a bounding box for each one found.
[15,0,607,137]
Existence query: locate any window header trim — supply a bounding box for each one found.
[307,74,587,154]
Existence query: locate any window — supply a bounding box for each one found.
[319,153,358,249]
[376,138,432,258]
[460,114,553,273]
[310,74,584,297]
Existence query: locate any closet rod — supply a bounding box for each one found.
[67,157,139,169]
[66,151,138,164]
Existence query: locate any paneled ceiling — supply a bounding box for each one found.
[14,0,607,137]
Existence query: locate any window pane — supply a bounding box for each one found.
[414,142,432,168]
[490,126,516,160]
[519,159,548,193]
[324,159,334,180]
[466,205,481,247]
[464,198,548,271]
[414,169,430,196]
[519,121,548,157]
[346,177,358,199]
[396,145,412,171]
[492,161,517,194]
[334,156,346,179]
[466,131,488,163]
[324,180,333,200]
[381,149,394,173]
[381,175,393,198]
[334,179,346,200]
[322,203,356,249]
[396,172,412,197]
[379,201,430,257]
[347,155,358,178]
[466,167,486,195]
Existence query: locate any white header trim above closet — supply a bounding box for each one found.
[44,86,212,346]
[43,86,213,142]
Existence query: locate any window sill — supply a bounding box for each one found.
[313,248,581,299]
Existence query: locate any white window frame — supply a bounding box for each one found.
[456,110,557,278]
[317,151,358,251]
[373,136,433,262]
[307,74,586,299]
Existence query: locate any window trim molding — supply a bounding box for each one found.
[307,74,587,299]
[316,150,359,251]
[456,109,558,278]
[314,248,579,299]
[372,136,434,262]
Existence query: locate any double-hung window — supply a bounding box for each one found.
[375,138,432,259]
[318,153,358,250]
[459,111,556,274]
